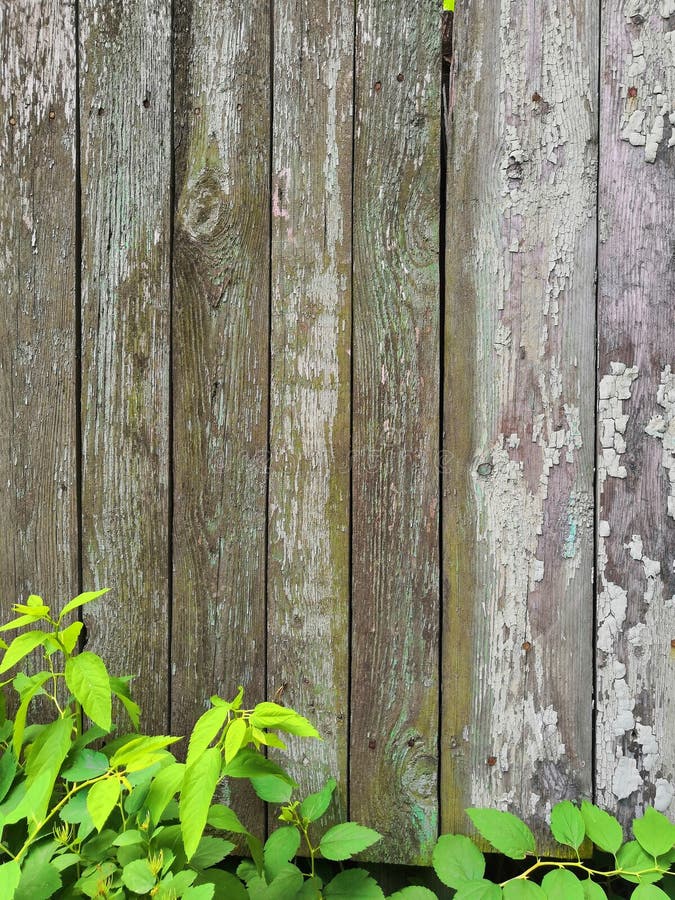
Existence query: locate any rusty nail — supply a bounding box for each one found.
[368,739,377,750]
[9,116,16,126]
[627,86,638,98]
[671,638,675,649]
[531,92,542,103]
[477,462,493,477]
[522,641,532,652]
[397,73,404,82]
[487,756,497,767]
[373,81,382,93]
[48,110,56,120]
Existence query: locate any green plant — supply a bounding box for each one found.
[0,590,382,899]
[430,803,675,899]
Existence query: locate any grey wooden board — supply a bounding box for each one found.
[0,1,78,617]
[442,0,597,849]
[78,0,172,732]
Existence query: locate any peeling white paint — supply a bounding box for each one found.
[645,365,675,518]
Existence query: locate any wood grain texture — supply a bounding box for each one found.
[350,0,440,865]
[267,0,352,827]
[0,2,78,615]
[171,0,270,831]
[596,0,675,824]
[79,0,171,731]
[442,0,598,846]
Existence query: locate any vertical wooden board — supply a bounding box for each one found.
[596,1,675,824]
[0,3,78,615]
[79,1,171,730]
[442,0,597,846]
[171,0,270,830]
[267,0,352,826]
[350,0,440,865]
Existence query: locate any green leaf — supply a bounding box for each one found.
[300,777,337,823]
[251,774,294,803]
[503,882,545,898]
[432,833,485,888]
[62,749,110,782]
[59,588,110,621]
[0,748,17,803]
[186,706,229,769]
[444,0,455,12]
[0,860,21,899]
[453,883,502,900]
[388,889,438,899]
[264,826,302,881]
[146,761,185,824]
[297,876,324,899]
[193,870,248,900]
[632,886,672,899]
[616,841,664,884]
[207,802,249,834]
[12,671,52,756]
[14,850,62,900]
[113,828,143,846]
[189,835,235,868]
[249,702,320,738]
[180,746,222,860]
[224,716,248,764]
[122,858,156,894]
[0,631,48,674]
[183,887,215,900]
[60,788,93,825]
[109,734,181,772]
[319,822,382,861]
[59,621,83,655]
[550,801,585,851]
[24,716,73,821]
[223,747,296,784]
[109,676,141,730]
[580,800,623,855]
[86,775,121,831]
[65,652,112,732]
[467,808,536,859]
[581,880,606,899]
[633,807,675,858]
[264,864,305,900]
[246,833,265,875]
[541,869,584,900]
[324,868,385,899]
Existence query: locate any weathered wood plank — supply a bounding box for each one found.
[442,0,597,847]
[0,2,78,615]
[79,1,171,731]
[267,0,352,826]
[350,0,440,865]
[171,0,270,832]
[596,0,675,824]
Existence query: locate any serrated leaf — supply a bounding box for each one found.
[251,773,294,803]
[109,734,180,772]
[388,888,438,900]
[0,631,48,674]
[251,726,286,750]
[224,716,248,764]
[582,880,606,899]
[62,749,110,782]
[121,858,156,894]
[189,835,235,869]
[616,840,664,885]
[631,885,672,899]
[207,802,249,834]
[180,746,222,860]
[300,777,337,823]
[264,826,301,881]
[65,652,112,732]
[249,702,320,738]
[186,706,229,769]
[324,867,385,899]
[319,822,381,861]
[193,870,248,900]
[223,747,296,784]
[633,807,675,858]
[86,776,121,831]
[59,588,109,620]
[0,860,21,899]
[14,850,62,900]
[580,800,623,855]
[541,869,584,899]
[467,808,536,859]
[503,881,545,898]
[264,864,305,900]
[454,883,502,900]
[550,801,585,850]
[146,762,185,824]
[432,833,486,888]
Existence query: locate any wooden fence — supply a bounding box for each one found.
[1,0,674,866]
